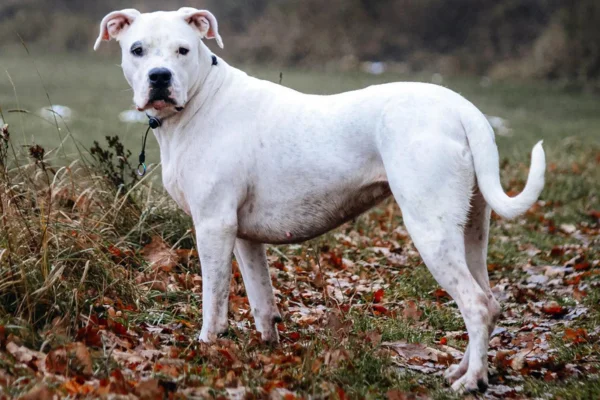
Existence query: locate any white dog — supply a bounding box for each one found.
[95,8,545,393]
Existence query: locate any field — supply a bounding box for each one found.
[0,49,598,399]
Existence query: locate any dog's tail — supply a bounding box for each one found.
[463,109,545,219]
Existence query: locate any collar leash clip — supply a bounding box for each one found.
[137,116,161,176]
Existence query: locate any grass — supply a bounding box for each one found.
[0,47,598,398]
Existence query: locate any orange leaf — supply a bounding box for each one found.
[63,379,94,395]
[563,328,588,344]
[373,288,385,303]
[433,288,450,299]
[372,304,389,316]
[541,301,568,317]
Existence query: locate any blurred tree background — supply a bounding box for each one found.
[1,0,599,87]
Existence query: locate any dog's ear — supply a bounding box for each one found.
[94,9,140,51]
[179,8,224,49]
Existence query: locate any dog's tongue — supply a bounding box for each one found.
[152,100,168,110]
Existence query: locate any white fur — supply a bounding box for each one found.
[95,9,545,393]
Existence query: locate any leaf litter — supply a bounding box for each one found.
[0,196,598,399]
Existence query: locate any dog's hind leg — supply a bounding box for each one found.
[444,186,501,384]
[234,239,281,343]
[382,137,492,393]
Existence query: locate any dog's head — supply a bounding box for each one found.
[94,8,223,113]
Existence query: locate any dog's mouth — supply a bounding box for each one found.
[141,89,178,111]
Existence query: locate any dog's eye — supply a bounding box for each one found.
[131,47,144,57]
[178,47,189,56]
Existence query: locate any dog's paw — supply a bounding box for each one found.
[258,315,282,344]
[450,375,488,394]
[197,324,229,343]
[197,330,217,343]
[444,363,467,383]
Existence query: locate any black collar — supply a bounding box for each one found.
[136,55,218,176]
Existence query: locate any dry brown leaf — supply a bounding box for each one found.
[324,348,351,367]
[325,312,352,338]
[382,341,454,368]
[17,383,56,400]
[364,330,382,345]
[402,300,422,321]
[46,342,93,377]
[563,328,588,344]
[387,390,428,400]
[141,236,180,271]
[112,349,146,365]
[6,342,45,367]
[62,379,95,396]
[135,379,165,400]
[510,349,531,371]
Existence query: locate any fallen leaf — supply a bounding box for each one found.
[510,349,530,371]
[112,350,146,366]
[372,304,390,316]
[373,288,385,303]
[382,341,454,370]
[18,383,55,400]
[540,301,568,317]
[563,328,588,344]
[432,288,450,300]
[325,312,352,338]
[108,369,132,395]
[76,325,102,347]
[574,261,591,271]
[559,224,577,234]
[6,342,45,369]
[324,348,351,367]
[141,236,180,271]
[364,330,382,345]
[46,342,93,377]
[386,390,410,400]
[63,379,94,396]
[402,300,422,321]
[135,379,165,400]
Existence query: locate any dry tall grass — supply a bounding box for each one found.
[0,111,187,342]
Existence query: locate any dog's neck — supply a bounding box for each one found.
[148,48,234,169]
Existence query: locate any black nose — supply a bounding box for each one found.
[148,68,172,88]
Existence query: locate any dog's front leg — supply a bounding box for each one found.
[234,239,281,343]
[194,216,237,343]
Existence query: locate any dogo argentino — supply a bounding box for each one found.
[94,8,545,393]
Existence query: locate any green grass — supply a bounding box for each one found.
[0,47,598,398]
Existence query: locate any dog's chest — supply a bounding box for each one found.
[162,166,191,215]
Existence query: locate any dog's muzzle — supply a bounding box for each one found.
[146,68,177,110]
